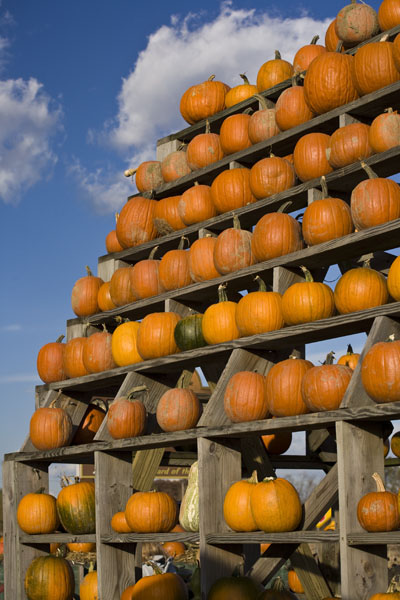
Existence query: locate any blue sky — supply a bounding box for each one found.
[0,0,393,487]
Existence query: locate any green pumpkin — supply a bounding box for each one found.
[56,481,96,535]
[174,314,207,351]
[25,555,75,600]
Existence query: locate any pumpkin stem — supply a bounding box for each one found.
[362,257,372,269]
[274,50,282,60]
[34,486,46,494]
[146,560,164,575]
[277,200,292,214]
[178,236,188,250]
[205,120,211,134]
[254,275,267,292]
[88,561,96,573]
[310,35,319,45]
[85,266,93,277]
[289,352,299,359]
[239,73,251,85]
[387,333,396,342]
[291,75,299,87]
[56,334,65,343]
[299,265,314,282]
[101,323,108,333]
[177,369,193,389]
[115,212,119,224]
[324,351,335,365]
[253,93,270,110]
[114,316,123,324]
[247,470,259,484]
[49,390,62,408]
[217,283,228,303]
[194,181,199,187]
[127,385,148,400]
[233,214,242,230]
[380,33,389,42]
[384,107,394,114]
[124,168,137,178]
[148,246,159,260]
[335,41,344,53]
[208,75,216,82]
[320,175,329,198]
[243,107,253,115]
[263,476,277,482]
[372,471,386,492]
[360,160,378,180]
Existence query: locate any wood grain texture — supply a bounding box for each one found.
[205,531,339,543]
[100,532,200,543]
[19,533,96,544]
[290,543,333,600]
[347,531,400,545]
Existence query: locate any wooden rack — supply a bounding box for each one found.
[3,25,400,600]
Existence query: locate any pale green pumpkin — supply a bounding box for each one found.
[179,461,199,532]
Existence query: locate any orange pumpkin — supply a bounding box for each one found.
[137,312,181,360]
[97,281,117,311]
[162,541,186,558]
[249,155,296,200]
[251,209,303,262]
[106,213,124,253]
[248,94,280,144]
[335,1,379,46]
[250,477,302,532]
[210,167,256,213]
[186,120,224,170]
[116,196,158,249]
[219,113,252,155]
[122,572,188,600]
[37,335,67,383]
[109,266,137,307]
[159,237,192,290]
[391,431,400,457]
[107,391,147,439]
[79,568,97,600]
[154,195,186,234]
[266,355,314,417]
[261,430,292,455]
[67,542,96,552]
[202,284,239,345]
[293,132,333,182]
[351,162,400,229]
[111,511,132,532]
[83,326,117,373]
[111,320,143,367]
[63,336,89,379]
[281,266,335,325]
[288,569,304,594]
[301,352,353,411]
[327,122,373,169]
[369,108,400,153]
[125,491,178,533]
[351,37,400,96]
[178,183,216,225]
[161,151,191,183]
[17,491,59,534]
[293,35,327,73]
[357,472,400,531]
[394,32,400,70]
[379,0,400,30]
[71,266,104,317]
[213,215,254,275]
[24,556,75,600]
[223,471,258,532]
[325,19,343,52]
[224,371,269,423]
[188,236,220,282]
[72,403,106,444]
[30,404,73,451]
[134,160,164,193]
[275,79,315,131]
[257,50,294,92]
[388,255,400,301]
[130,247,165,300]
[235,276,284,337]
[56,480,96,535]
[225,74,258,107]
[334,262,389,314]
[156,375,201,432]
[361,336,400,403]
[180,75,229,125]
[337,343,360,369]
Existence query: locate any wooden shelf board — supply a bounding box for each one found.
[347,531,400,545]
[20,533,96,544]
[100,532,199,544]
[205,531,339,544]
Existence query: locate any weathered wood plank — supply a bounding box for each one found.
[19,533,96,544]
[290,543,333,600]
[206,531,339,544]
[100,532,200,543]
[347,531,400,545]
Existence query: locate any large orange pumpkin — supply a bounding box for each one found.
[301,352,353,411]
[188,236,220,282]
[361,336,400,403]
[235,276,284,337]
[275,79,315,131]
[109,266,137,307]
[153,195,186,235]
[180,75,229,125]
[125,491,178,533]
[335,1,379,46]
[30,404,73,451]
[251,210,303,263]
[107,391,147,439]
[83,327,117,373]
[281,266,335,325]
[219,113,252,155]
[56,480,96,535]
[266,355,314,417]
[293,35,327,73]
[71,266,104,317]
[24,556,75,600]
[213,215,254,275]
[137,312,181,360]
[388,255,400,301]
[223,471,258,532]
[111,320,143,366]
[250,477,302,532]
[122,572,188,599]
[224,371,269,423]
[334,263,389,314]
[248,94,280,144]
[351,37,400,96]
[369,108,400,153]
[210,167,256,213]
[72,403,106,444]
[249,155,296,200]
[178,183,217,225]
[63,336,89,379]
[257,50,294,92]
[159,237,192,290]
[116,196,158,249]
[327,122,373,169]
[186,120,224,170]
[293,132,333,182]
[156,378,201,432]
[134,160,164,193]
[225,74,258,107]
[37,335,67,383]
[357,472,400,531]
[17,491,59,534]
[379,0,400,30]
[202,284,239,345]
[130,247,165,300]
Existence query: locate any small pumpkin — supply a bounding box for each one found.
[116,196,158,249]
[257,50,294,92]
[327,122,373,169]
[224,370,269,423]
[188,235,220,282]
[79,566,98,600]
[275,77,315,131]
[266,354,314,417]
[225,73,258,107]
[111,511,132,532]
[293,35,327,73]
[293,132,333,182]
[361,334,400,403]
[72,403,106,444]
[223,471,258,532]
[130,246,165,300]
[63,336,89,379]
[337,343,360,369]
[111,319,143,367]
[134,160,164,193]
[161,150,191,183]
[334,260,389,314]
[369,108,400,153]
[137,312,181,360]
[213,214,254,275]
[37,335,67,383]
[249,154,296,200]
[178,182,217,225]
[17,490,59,534]
[174,313,207,351]
[82,325,117,373]
[159,237,193,291]
[210,167,256,214]
[30,401,73,451]
[106,213,124,253]
[219,112,252,155]
[125,490,178,533]
[156,372,201,432]
[288,569,304,594]
[24,556,75,600]
[180,75,229,125]
[235,276,284,337]
[202,284,239,345]
[56,479,96,535]
[357,472,400,531]
[186,120,224,170]
[71,266,104,318]
[301,351,353,411]
[107,387,147,439]
[248,94,280,144]
[335,0,379,46]
[250,476,302,532]
[251,205,303,263]
[281,266,335,325]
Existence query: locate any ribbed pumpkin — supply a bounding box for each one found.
[288,569,304,594]
[224,371,269,423]
[71,266,104,318]
[159,237,192,291]
[17,491,59,534]
[202,284,239,345]
[335,0,379,46]
[122,572,188,600]
[250,155,296,199]
[72,403,106,444]
[111,319,143,366]
[174,313,207,351]
[248,94,280,144]
[388,255,400,301]
[334,262,389,314]
[351,162,400,229]
[180,75,229,125]
[302,176,354,245]
[293,35,327,73]
[251,209,303,262]
[156,372,201,432]
[303,51,358,115]
[281,266,335,325]
[250,476,302,532]
[369,108,400,153]
[394,32,400,70]
[275,78,315,131]
[125,491,178,533]
[225,74,258,107]
[24,556,75,600]
[134,160,164,193]
[361,335,400,402]
[266,355,314,417]
[379,0,400,30]
[223,471,258,532]
[325,19,342,52]
[107,389,147,439]
[293,132,333,182]
[97,281,117,311]
[116,196,158,249]
[57,480,96,534]
[337,344,360,369]
[30,403,73,451]
[261,429,293,455]
[83,326,117,373]
[130,247,165,300]
[327,122,373,169]
[137,312,181,360]
[178,182,216,225]
[188,236,220,282]
[351,37,400,96]
[162,541,186,558]
[211,167,256,214]
[79,568,97,600]
[161,150,191,183]
[109,266,136,307]
[208,576,262,600]
[106,214,124,253]
[37,335,67,383]
[111,511,132,532]
[236,276,284,337]
[67,542,96,552]
[301,351,353,411]
[219,113,252,155]
[213,215,254,275]
[63,336,89,379]
[357,472,400,531]
[186,120,224,170]
[154,195,186,235]
[257,50,294,92]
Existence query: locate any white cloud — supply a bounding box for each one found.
[0,323,22,332]
[77,3,331,212]
[0,372,39,384]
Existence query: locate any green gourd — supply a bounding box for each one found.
[179,461,199,532]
